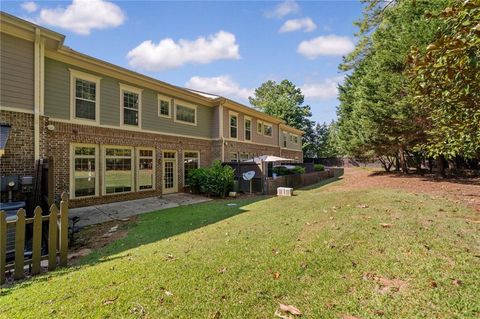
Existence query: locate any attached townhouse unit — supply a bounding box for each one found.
[0,12,303,207]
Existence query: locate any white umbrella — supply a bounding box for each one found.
[243,155,293,163]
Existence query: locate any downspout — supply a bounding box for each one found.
[33,28,42,161]
[219,100,225,162]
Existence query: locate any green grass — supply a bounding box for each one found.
[1,178,479,318]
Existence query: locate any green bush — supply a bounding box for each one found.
[314,164,325,171]
[189,160,234,197]
[272,166,290,176]
[272,165,306,176]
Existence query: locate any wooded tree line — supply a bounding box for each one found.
[335,0,479,173]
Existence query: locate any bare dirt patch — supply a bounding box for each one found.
[68,216,137,264]
[331,168,480,212]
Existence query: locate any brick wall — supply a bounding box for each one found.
[0,110,35,177]
[280,149,303,162]
[224,140,280,161]
[43,119,218,207]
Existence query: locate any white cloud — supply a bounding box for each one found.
[127,31,240,72]
[297,35,355,59]
[279,18,316,33]
[266,0,299,19]
[185,75,253,101]
[301,76,345,101]
[36,0,125,35]
[21,1,38,13]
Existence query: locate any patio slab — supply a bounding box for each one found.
[70,193,211,228]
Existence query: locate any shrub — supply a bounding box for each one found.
[272,165,306,176]
[189,160,234,197]
[272,166,290,176]
[314,164,325,171]
[291,166,306,174]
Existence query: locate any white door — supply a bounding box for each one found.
[163,151,178,194]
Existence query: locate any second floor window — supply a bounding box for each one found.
[122,90,140,126]
[158,95,170,117]
[175,103,196,124]
[75,79,97,120]
[230,114,238,138]
[264,123,273,137]
[245,118,251,141]
[283,132,287,147]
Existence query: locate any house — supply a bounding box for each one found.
[0,12,303,208]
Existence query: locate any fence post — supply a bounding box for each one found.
[31,206,43,275]
[48,205,58,271]
[59,192,69,267]
[0,211,6,285]
[14,208,26,280]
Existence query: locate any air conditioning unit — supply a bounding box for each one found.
[277,187,293,196]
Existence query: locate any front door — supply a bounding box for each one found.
[163,151,178,194]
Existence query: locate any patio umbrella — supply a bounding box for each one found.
[242,155,293,163]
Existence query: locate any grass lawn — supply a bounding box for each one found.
[1,177,479,318]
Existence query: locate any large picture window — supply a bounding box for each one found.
[184,151,199,186]
[175,103,196,124]
[137,148,155,191]
[245,117,252,141]
[230,113,238,139]
[71,145,98,198]
[70,69,101,123]
[104,147,133,194]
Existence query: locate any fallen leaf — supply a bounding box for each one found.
[380,223,393,228]
[452,279,462,286]
[356,204,369,208]
[429,280,437,288]
[340,315,361,319]
[165,290,173,296]
[218,267,227,274]
[273,272,281,280]
[279,303,302,315]
[274,309,293,319]
[103,296,118,305]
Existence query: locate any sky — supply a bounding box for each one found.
[2,0,364,124]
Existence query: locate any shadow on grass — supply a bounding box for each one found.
[0,196,267,293]
[368,170,480,186]
[298,175,343,191]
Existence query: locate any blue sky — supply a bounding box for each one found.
[2,0,363,124]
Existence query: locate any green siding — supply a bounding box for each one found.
[44,58,70,119]
[44,58,213,138]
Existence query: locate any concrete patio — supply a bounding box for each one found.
[70,193,211,228]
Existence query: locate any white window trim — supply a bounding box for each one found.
[263,122,273,138]
[257,120,263,134]
[119,83,143,128]
[229,152,238,162]
[183,150,200,186]
[69,69,101,125]
[136,147,156,192]
[102,145,135,196]
[229,111,238,140]
[291,134,299,144]
[69,143,99,200]
[157,94,171,118]
[174,100,197,126]
[244,116,252,141]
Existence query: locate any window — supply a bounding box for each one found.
[239,152,249,161]
[137,148,155,191]
[230,152,238,162]
[104,147,133,194]
[283,132,287,147]
[230,113,238,139]
[71,144,98,198]
[257,120,263,134]
[263,123,273,137]
[175,102,197,125]
[120,84,142,127]
[292,135,299,144]
[184,151,199,186]
[70,69,101,122]
[245,117,252,141]
[158,95,171,118]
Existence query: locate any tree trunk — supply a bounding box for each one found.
[398,147,408,174]
[395,156,400,172]
[437,155,446,177]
